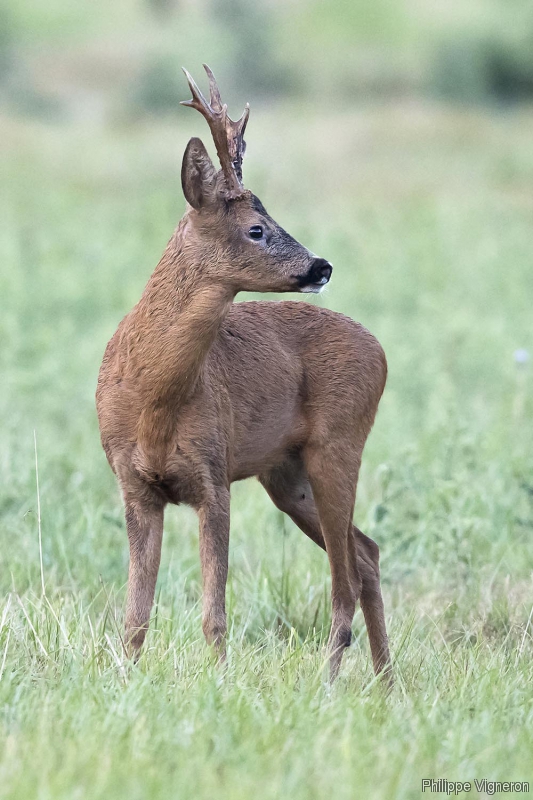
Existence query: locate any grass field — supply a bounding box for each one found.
[1,99,533,798]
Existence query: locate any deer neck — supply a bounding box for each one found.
[127,218,234,466]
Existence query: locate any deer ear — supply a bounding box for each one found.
[181,137,218,210]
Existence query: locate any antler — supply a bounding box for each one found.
[181,64,250,200]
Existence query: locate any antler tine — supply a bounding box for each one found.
[181,65,249,199]
[202,63,223,112]
[234,104,250,136]
[227,104,250,181]
[180,68,211,115]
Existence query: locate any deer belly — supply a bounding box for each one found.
[230,399,306,480]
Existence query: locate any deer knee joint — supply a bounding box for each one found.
[340,628,352,648]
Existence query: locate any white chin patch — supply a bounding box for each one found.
[299,283,327,294]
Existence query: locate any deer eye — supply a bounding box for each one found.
[248,225,264,240]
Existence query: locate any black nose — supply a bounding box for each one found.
[308,258,332,285]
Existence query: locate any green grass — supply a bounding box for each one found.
[1,101,533,799]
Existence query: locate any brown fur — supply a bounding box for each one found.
[96,73,392,682]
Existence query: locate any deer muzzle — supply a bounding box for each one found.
[295,258,333,294]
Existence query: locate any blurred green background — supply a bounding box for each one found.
[0,1,533,798]
[4,0,533,114]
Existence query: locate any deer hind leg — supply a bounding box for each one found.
[291,446,358,680]
[198,487,230,659]
[261,452,391,682]
[123,489,165,658]
[353,526,392,682]
[259,454,325,549]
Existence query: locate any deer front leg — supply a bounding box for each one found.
[198,487,230,658]
[124,494,165,658]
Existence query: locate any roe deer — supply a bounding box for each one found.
[96,65,391,682]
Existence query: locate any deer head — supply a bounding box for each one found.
[180,65,332,294]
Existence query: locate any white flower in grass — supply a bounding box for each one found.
[514,349,530,365]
